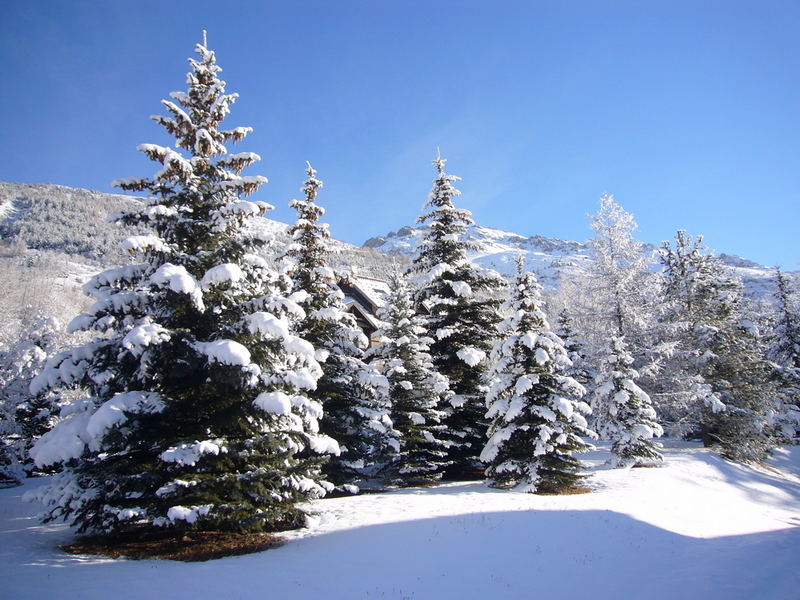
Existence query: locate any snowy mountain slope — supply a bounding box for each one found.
[0,181,792,303]
[0,182,144,262]
[365,224,795,298]
[3,443,798,600]
[0,181,404,280]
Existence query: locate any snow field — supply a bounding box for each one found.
[2,442,798,600]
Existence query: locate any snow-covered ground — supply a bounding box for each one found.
[2,442,799,599]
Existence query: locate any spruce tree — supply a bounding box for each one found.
[285,162,395,490]
[555,308,592,388]
[366,272,450,485]
[657,231,782,461]
[0,315,63,475]
[408,151,504,477]
[0,401,22,487]
[481,260,594,492]
[770,268,800,372]
[652,231,732,434]
[27,39,335,535]
[768,268,800,438]
[591,336,663,467]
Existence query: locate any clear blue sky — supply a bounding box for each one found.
[1,1,798,267]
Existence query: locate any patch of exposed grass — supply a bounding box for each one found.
[534,482,593,496]
[61,530,284,562]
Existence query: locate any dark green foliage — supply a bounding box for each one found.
[285,163,395,489]
[408,153,504,478]
[482,262,594,492]
[367,273,450,485]
[28,40,332,535]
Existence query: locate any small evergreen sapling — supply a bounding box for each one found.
[481,260,594,492]
[26,39,336,535]
[285,162,396,490]
[0,315,64,476]
[555,308,592,387]
[408,151,504,477]
[591,336,663,467]
[366,272,451,485]
[0,401,22,487]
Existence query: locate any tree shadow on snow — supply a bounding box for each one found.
[4,497,799,600]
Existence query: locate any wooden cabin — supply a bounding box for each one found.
[338,275,391,345]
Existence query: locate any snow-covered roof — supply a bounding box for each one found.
[347,275,391,311]
[340,275,391,335]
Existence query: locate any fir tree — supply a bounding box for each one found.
[770,268,800,372]
[657,231,782,461]
[591,336,663,467]
[555,308,592,387]
[768,268,800,438]
[652,231,733,434]
[408,151,504,477]
[285,162,395,490]
[0,401,22,487]
[0,315,63,475]
[366,272,450,485]
[481,259,594,492]
[27,39,336,535]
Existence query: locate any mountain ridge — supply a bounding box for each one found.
[0,181,791,302]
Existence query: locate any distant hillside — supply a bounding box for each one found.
[0,181,405,279]
[0,181,791,306]
[0,182,144,262]
[364,223,792,301]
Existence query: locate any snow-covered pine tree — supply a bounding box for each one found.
[408,151,504,478]
[651,230,731,434]
[366,272,450,485]
[657,231,782,461]
[26,39,337,536]
[285,162,395,490]
[591,336,663,467]
[0,400,22,487]
[555,308,592,387]
[0,315,64,476]
[770,268,800,372]
[481,258,594,492]
[768,268,800,437]
[582,194,657,367]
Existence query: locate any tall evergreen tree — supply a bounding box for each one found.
[578,194,659,391]
[768,268,800,438]
[481,260,594,492]
[366,272,450,485]
[770,268,800,372]
[591,336,663,467]
[651,231,732,434]
[27,39,336,535]
[408,152,504,477]
[285,162,395,490]
[657,231,782,461]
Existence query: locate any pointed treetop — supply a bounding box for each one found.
[433,147,446,174]
[301,161,322,200]
[515,254,525,278]
[202,30,208,48]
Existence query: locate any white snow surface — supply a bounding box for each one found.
[3,443,800,599]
